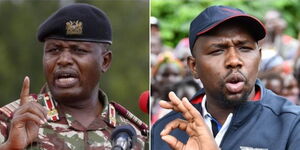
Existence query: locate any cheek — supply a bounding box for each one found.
[43,58,55,76]
[79,59,101,79]
[197,64,220,91]
[197,58,222,80]
[244,56,260,78]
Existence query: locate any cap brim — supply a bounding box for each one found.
[45,36,112,44]
[196,14,266,41]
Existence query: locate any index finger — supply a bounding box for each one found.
[182,98,206,126]
[168,92,194,121]
[168,92,189,112]
[20,76,30,106]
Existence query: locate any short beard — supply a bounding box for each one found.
[215,72,251,109]
[214,90,250,109]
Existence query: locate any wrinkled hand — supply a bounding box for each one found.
[3,77,47,150]
[159,92,219,150]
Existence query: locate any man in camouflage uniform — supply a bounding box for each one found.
[0,3,148,150]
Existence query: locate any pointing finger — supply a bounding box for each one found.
[20,76,30,106]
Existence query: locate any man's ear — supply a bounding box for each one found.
[259,47,262,58]
[187,56,200,79]
[258,47,262,65]
[100,50,112,73]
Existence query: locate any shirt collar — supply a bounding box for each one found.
[201,95,210,119]
[201,95,222,123]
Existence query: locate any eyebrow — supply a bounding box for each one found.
[207,40,254,49]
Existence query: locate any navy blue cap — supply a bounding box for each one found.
[189,5,266,50]
[37,3,112,44]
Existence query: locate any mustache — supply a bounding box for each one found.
[54,69,79,79]
[223,69,247,83]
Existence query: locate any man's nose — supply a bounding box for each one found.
[224,48,243,69]
[57,50,73,66]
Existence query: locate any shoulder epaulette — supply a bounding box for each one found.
[0,93,59,122]
[0,100,20,118]
[110,101,148,136]
[0,95,37,118]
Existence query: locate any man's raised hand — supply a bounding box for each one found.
[159,92,218,150]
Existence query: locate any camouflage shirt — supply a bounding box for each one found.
[0,90,148,150]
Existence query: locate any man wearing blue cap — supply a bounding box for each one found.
[152,5,300,150]
[0,3,147,149]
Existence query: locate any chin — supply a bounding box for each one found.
[50,87,83,102]
[218,92,249,108]
[226,93,245,101]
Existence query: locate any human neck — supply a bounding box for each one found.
[57,90,103,128]
[205,89,255,125]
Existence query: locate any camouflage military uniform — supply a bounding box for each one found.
[0,89,148,150]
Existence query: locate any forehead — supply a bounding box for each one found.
[44,39,103,49]
[193,22,256,51]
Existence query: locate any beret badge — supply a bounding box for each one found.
[66,20,83,35]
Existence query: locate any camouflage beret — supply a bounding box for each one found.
[37,3,112,44]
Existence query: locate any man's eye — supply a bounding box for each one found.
[74,47,88,53]
[210,49,224,55]
[46,48,60,53]
[239,47,253,52]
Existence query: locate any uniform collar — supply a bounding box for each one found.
[60,90,110,131]
[40,84,111,131]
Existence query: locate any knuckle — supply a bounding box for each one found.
[26,102,40,111]
[22,112,32,118]
[174,118,184,122]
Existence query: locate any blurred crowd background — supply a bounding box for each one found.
[0,0,149,123]
[151,0,300,124]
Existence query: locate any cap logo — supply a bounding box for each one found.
[66,20,83,35]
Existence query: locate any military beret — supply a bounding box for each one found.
[37,3,112,44]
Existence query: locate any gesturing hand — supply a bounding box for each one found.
[159,92,219,150]
[3,77,48,150]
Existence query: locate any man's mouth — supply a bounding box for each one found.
[54,70,79,88]
[224,73,246,94]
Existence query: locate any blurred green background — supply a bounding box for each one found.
[0,0,149,124]
[152,0,300,48]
